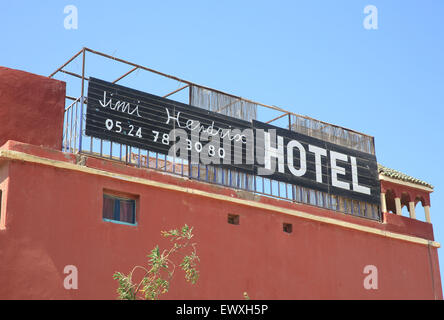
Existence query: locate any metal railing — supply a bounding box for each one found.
[63,96,82,154]
[54,48,380,221]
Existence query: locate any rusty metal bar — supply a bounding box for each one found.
[49,47,84,78]
[65,95,78,101]
[84,47,188,85]
[78,47,374,139]
[266,112,289,124]
[83,48,289,112]
[59,69,90,81]
[112,66,138,84]
[163,84,189,98]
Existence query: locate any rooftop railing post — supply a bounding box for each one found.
[79,96,84,153]
[78,48,86,153]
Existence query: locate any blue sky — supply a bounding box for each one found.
[2,1,444,293]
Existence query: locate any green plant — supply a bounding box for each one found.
[113,224,199,300]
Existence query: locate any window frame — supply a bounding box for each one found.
[102,192,138,226]
[227,214,240,225]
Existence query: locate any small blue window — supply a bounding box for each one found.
[103,194,136,226]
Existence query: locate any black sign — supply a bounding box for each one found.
[86,77,380,204]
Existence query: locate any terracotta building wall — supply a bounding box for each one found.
[0,67,65,149]
[0,145,441,299]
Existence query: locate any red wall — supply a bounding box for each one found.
[0,142,441,300]
[0,67,65,149]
